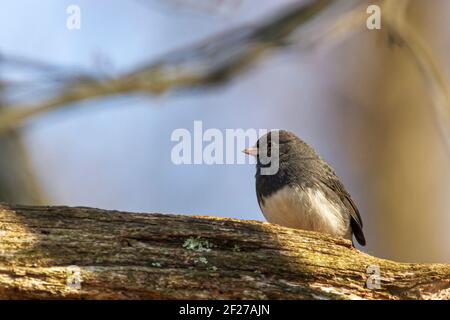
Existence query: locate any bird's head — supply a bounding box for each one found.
[243,130,308,175]
[243,130,307,159]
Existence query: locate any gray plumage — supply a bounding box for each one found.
[252,130,366,246]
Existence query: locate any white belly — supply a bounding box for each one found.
[260,186,351,239]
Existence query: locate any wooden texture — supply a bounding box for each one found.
[0,203,448,300]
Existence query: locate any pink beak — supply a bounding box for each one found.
[242,147,258,157]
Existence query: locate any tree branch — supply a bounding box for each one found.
[0,0,336,133]
[0,202,449,299]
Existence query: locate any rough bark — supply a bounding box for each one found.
[0,203,448,300]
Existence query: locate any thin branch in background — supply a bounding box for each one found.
[0,0,336,132]
[0,54,97,104]
[382,0,450,158]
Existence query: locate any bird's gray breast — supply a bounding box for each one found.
[259,185,351,239]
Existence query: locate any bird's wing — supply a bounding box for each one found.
[316,166,366,246]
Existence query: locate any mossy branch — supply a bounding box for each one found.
[0,203,449,299]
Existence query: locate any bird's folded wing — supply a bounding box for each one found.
[315,174,366,246]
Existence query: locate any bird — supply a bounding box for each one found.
[243,130,366,246]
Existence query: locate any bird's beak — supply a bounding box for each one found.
[242,147,258,157]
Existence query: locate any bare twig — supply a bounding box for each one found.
[0,0,336,133]
[0,76,47,205]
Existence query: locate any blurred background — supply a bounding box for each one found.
[0,0,449,263]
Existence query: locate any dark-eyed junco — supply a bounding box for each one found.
[243,130,366,246]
